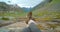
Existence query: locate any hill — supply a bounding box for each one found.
[32,0,60,20]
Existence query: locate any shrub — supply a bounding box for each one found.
[1,17,9,20]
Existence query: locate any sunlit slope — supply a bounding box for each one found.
[32,0,60,19]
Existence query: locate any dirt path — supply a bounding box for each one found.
[0,21,27,32]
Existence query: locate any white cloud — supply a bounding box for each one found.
[11,0,17,4]
[17,4,33,8]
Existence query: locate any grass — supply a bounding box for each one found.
[33,10,60,21]
[32,0,60,21]
[37,24,60,30]
[0,11,27,17]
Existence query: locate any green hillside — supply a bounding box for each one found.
[32,0,60,20]
[0,2,27,18]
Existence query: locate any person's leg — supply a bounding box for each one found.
[22,27,31,32]
[29,23,41,32]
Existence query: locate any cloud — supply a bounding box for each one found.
[11,0,17,4]
[17,4,33,8]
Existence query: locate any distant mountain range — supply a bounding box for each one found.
[21,7,32,12]
[0,2,33,12]
[0,2,32,17]
[0,2,23,12]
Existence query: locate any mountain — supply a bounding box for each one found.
[32,0,52,10]
[32,0,60,19]
[0,2,26,17]
[21,7,32,12]
[0,2,24,12]
[0,2,9,11]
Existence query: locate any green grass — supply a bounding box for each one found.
[32,0,60,20]
[0,11,27,18]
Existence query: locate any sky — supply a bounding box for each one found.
[0,0,44,8]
